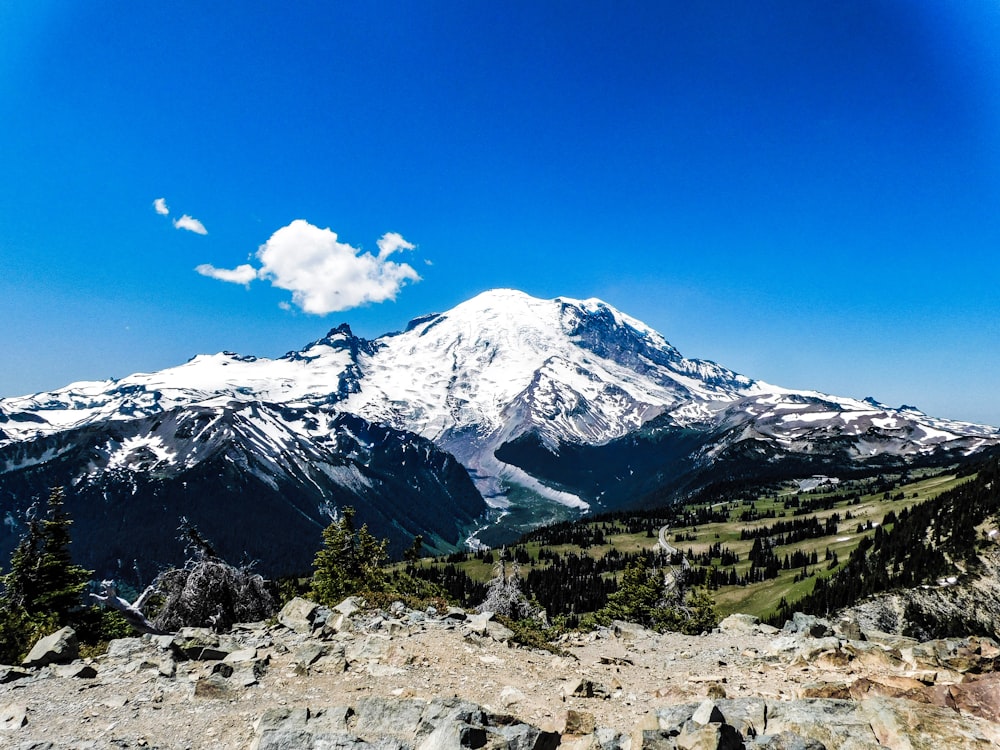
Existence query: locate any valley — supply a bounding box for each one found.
[408,464,989,623]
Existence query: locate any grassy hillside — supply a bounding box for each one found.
[404,465,982,622]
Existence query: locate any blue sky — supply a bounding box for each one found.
[2,1,999,425]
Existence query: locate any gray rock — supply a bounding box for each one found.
[633,730,681,750]
[102,695,129,709]
[595,727,632,750]
[223,647,259,664]
[494,722,560,750]
[860,697,1000,749]
[54,662,97,679]
[0,666,32,684]
[193,674,233,699]
[716,699,766,738]
[278,596,320,634]
[833,615,866,642]
[783,613,834,639]
[648,704,698,734]
[690,700,725,726]
[416,722,486,750]
[353,697,428,739]
[346,634,391,664]
[0,703,28,732]
[173,628,232,660]
[294,643,329,667]
[764,699,882,750]
[334,596,363,617]
[486,621,516,642]
[718,614,760,635]
[106,637,147,660]
[749,732,827,749]
[22,627,78,668]
[793,637,843,663]
[676,720,743,750]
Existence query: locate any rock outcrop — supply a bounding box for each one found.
[2,603,1000,749]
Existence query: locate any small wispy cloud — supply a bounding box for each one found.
[195,263,257,286]
[153,197,170,216]
[196,219,420,314]
[173,214,208,235]
[376,231,415,259]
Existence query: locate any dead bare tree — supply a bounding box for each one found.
[90,580,166,635]
[478,549,538,620]
[151,519,275,632]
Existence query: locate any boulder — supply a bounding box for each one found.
[466,611,494,634]
[346,634,392,664]
[251,706,354,750]
[676,720,743,750]
[22,626,78,668]
[333,597,363,616]
[718,614,760,635]
[485,620,515,642]
[0,666,31,684]
[54,662,98,679]
[783,613,834,638]
[861,696,1000,749]
[948,673,1000,723]
[278,596,320,634]
[690,700,725,726]
[499,686,525,707]
[353,697,428,739]
[0,703,28,732]
[293,643,329,668]
[173,628,232,660]
[194,674,233,699]
[563,709,597,735]
[763,699,881,750]
[749,732,826,749]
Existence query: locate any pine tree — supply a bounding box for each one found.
[0,487,93,663]
[311,507,388,605]
[3,487,91,624]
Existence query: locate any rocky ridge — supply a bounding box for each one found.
[2,599,1000,749]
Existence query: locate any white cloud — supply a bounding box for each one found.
[376,231,415,259]
[195,219,421,314]
[153,197,170,215]
[174,214,208,235]
[255,220,420,314]
[195,263,258,286]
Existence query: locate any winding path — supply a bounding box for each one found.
[657,525,691,593]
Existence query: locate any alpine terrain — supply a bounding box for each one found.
[1,289,997,576]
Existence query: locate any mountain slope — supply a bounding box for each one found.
[1,289,997,563]
[0,402,484,578]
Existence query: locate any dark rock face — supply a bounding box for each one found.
[0,404,486,579]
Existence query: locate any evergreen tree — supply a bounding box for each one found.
[599,559,663,627]
[311,507,388,605]
[596,557,717,634]
[0,487,95,662]
[404,534,425,564]
[3,487,91,623]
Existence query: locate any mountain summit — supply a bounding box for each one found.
[1,290,997,572]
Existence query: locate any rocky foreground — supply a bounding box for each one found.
[2,598,1000,749]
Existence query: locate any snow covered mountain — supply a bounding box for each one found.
[1,289,997,570]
